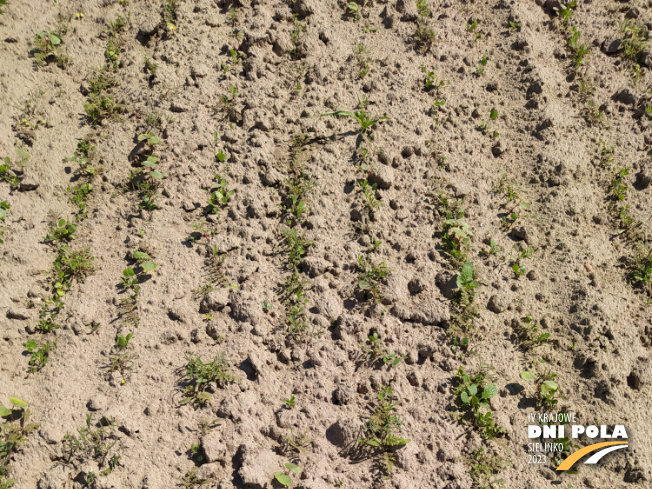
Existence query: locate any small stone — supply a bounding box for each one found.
[368,166,394,189]
[636,167,651,189]
[488,294,509,313]
[491,140,508,157]
[625,7,639,19]
[19,176,39,191]
[206,321,222,341]
[6,308,30,320]
[603,38,623,55]
[238,447,280,487]
[191,64,209,78]
[199,289,230,313]
[201,431,227,463]
[170,101,190,113]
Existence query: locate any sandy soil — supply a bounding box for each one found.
[0,0,651,488]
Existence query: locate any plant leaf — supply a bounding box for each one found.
[274,473,292,487]
[285,463,301,474]
[26,340,37,352]
[482,385,497,400]
[142,261,157,272]
[9,397,28,408]
[521,371,536,381]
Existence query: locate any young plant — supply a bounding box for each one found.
[440,214,473,268]
[132,250,157,274]
[632,248,651,288]
[515,315,550,348]
[359,179,381,220]
[284,396,295,409]
[138,132,160,147]
[454,366,504,439]
[63,415,121,466]
[358,386,410,474]
[289,14,305,60]
[25,340,56,373]
[32,29,68,67]
[180,355,237,407]
[0,200,8,244]
[274,463,301,487]
[115,332,133,350]
[0,397,38,487]
[44,218,76,243]
[359,332,405,368]
[209,176,234,213]
[357,255,389,303]
[321,101,387,136]
[521,369,559,410]
[510,245,534,278]
[473,54,488,76]
[346,2,360,21]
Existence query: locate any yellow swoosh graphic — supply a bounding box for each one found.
[556,441,628,471]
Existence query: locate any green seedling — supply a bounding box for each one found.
[455,366,504,439]
[632,248,651,287]
[44,219,76,243]
[0,158,21,188]
[441,216,473,268]
[456,262,480,294]
[451,335,469,353]
[509,20,521,31]
[25,340,56,373]
[33,30,68,67]
[289,14,305,60]
[275,463,301,487]
[568,26,589,67]
[262,300,273,312]
[511,245,534,278]
[132,250,157,273]
[553,1,575,27]
[68,183,93,214]
[466,18,481,42]
[346,2,360,21]
[209,177,234,212]
[115,332,133,349]
[516,315,550,348]
[599,140,614,168]
[0,397,38,488]
[480,239,501,258]
[0,200,8,244]
[360,332,405,367]
[180,467,208,488]
[284,396,295,409]
[416,0,431,18]
[138,132,159,146]
[63,415,121,465]
[414,21,435,53]
[180,355,237,406]
[521,369,559,410]
[358,386,410,474]
[357,255,389,303]
[468,445,509,489]
[321,104,387,135]
[359,179,381,220]
[121,267,139,288]
[620,20,648,62]
[473,54,488,76]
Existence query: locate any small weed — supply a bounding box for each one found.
[454,366,504,439]
[180,467,208,488]
[284,396,295,409]
[0,397,38,487]
[180,355,237,407]
[553,1,575,28]
[357,255,389,303]
[416,0,431,19]
[510,245,534,278]
[274,463,301,487]
[321,103,386,136]
[583,99,606,125]
[32,29,69,67]
[515,315,550,348]
[468,445,509,489]
[632,248,651,288]
[346,2,360,21]
[84,93,124,126]
[44,218,76,243]
[473,54,488,76]
[521,367,559,410]
[282,429,313,455]
[358,386,410,475]
[620,20,648,63]
[25,340,56,373]
[209,176,234,213]
[359,332,405,368]
[289,14,305,60]
[568,26,589,67]
[63,415,121,466]
[115,332,133,350]
[0,201,8,244]
[359,179,381,220]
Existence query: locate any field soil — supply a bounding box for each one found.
[0,0,651,488]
